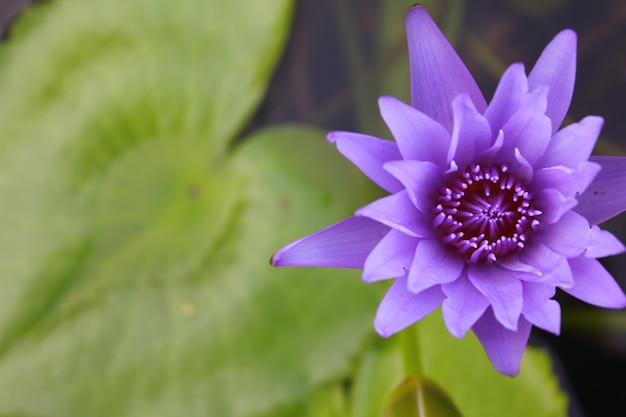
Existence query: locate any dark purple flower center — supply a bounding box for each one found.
[433,164,541,264]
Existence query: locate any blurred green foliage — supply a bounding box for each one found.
[0,0,571,416]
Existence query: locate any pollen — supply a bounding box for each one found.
[433,163,541,264]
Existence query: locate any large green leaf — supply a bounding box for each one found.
[0,0,294,350]
[0,0,292,158]
[0,122,383,416]
[0,0,387,415]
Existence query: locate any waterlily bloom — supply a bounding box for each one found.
[271,5,626,376]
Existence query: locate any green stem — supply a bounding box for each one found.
[399,323,423,377]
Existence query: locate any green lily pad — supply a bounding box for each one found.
[0,0,294,348]
[0,121,383,417]
[0,0,389,415]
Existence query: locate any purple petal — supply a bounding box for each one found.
[384,160,442,212]
[328,131,403,193]
[356,191,434,237]
[448,94,492,168]
[405,5,486,132]
[585,226,625,258]
[498,253,542,275]
[576,156,626,225]
[532,166,572,194]
[536,116,603,170]
[271,216,389,268]
[532,162,601,201]
[497,87,551,166]
[509,148,533,183]
[535,211,590,258]
[468,264,523,331]
[374,276,446,337]
[476,129,504,163]
[517,242,574,288]
[407,239,465,294]
[441,272,490,338]
[534,188,575,225]
[522,281,561,335]
[528,29,577,133]
[565,256,626,308]
[378,96,450,166]
[485,63,529,135]
[363,229,418,283]
[472,308,532,376]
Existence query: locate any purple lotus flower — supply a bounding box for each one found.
[271,5,626,376]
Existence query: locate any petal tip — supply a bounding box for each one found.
[585,114,605,129]
[373,321,395,338]
[269,244,291,267]
[609,294,626,309]
[558,28,577,43]
[500,367,520,377]
[406,4,428,19]
[377,95,396,109]
[544,28,577,54]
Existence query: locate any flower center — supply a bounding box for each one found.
[432,164,541,264]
